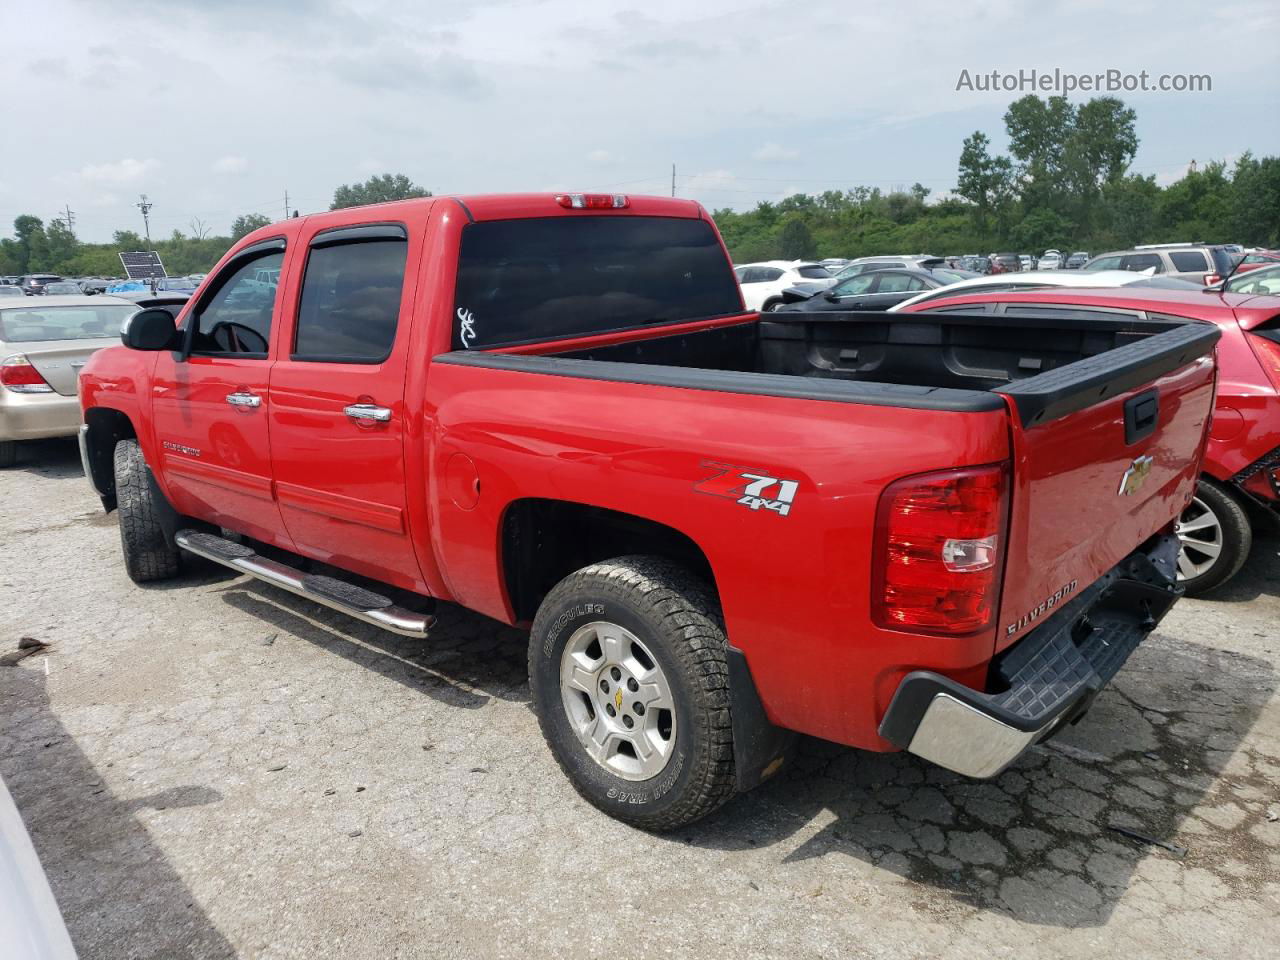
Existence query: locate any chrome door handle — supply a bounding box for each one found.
[343,403,392,423]
[225,392,261,408]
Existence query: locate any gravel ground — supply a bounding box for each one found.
[2,437,1278,960]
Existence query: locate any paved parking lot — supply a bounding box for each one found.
[2,437,1278,959]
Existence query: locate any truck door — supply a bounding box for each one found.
[149,239,294,546]
[266,221,428,594]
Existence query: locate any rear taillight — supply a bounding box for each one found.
[556,193,629,209]
[871,463,1010,636]
[0,354,54,393]
[1247,332,1280,390]
[1205,274,1221,286]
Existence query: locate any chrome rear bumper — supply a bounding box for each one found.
[879,534,1182,779]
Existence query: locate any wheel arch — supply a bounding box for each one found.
[499,498,718,624]
[82,406,138,511]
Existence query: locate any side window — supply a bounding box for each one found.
[1086,255,1122,271]
[760,268,784,282]
[872,272,917,293]
[1168,251,1209,273]
[740,267,763,283]
[833,274,877,296]
[188,250,284,357]
[293,235,408,362]
[1122,253,1163,273]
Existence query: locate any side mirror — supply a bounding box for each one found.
[824,290,840,302]
[121,308,181,351]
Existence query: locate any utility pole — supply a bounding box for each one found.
[671,163,676,198]
[136,194,153,247]
[284,190,290,220]
[62,204,75,233]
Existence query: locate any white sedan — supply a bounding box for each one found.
[734,261,834,311]
[887,268,1190,312]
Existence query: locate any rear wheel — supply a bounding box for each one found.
[1176,478,1251,595]
[762,299,783,312]
[0,440,16,468]
[528,556,736,831]
[114,439,182,583]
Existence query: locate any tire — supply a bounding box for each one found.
[0,440,16,468]
[114,439,182,583]
[1177,477,1252,596]
[762,299,783,312]
[529,556,736,831]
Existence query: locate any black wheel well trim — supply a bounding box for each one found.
[82,407,138,511]
[498,497,719,623]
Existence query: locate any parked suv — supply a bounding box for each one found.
[1084,244,1238,284]
[1065,251,1090,269]
[902,286,1280,594]
[19,274,63,296]
[989,253,1021,274]
[734,261,833,311]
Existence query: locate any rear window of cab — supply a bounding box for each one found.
[451,216,742,349]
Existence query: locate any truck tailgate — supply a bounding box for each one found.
[994,322,1219,651]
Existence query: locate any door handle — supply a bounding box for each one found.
[226,392,261,408]
[343,403,392,423]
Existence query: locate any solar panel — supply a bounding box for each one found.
[118,251,168,280]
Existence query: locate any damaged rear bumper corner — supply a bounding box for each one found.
[877,533,1183,779]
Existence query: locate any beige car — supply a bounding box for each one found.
[0,295,139,467]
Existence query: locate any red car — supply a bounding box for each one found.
[76,194,1217,829]
[903,286,1280,593]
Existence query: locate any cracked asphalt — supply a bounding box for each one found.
[2,437,1278,959]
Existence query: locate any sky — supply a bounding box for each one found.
[3,0,1277,242]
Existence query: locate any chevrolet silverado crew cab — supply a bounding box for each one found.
[79,194,1220,831]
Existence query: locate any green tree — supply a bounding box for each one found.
[112,230,145,249]
[1228,153,1280,246]
[1004,94,1076,208]
[330,173,431,210]
[46,218,80,265]
[957,132,1015,232]
[777,217,816,259]
[231,213,272,240]
[13,215,48,273]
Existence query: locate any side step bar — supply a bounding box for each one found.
[175,529,434,638]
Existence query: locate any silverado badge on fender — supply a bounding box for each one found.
[1118,455,1155,496]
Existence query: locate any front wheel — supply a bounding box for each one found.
[528,556,736,831]
[114,439,182,583]
[1176,478,1252,595]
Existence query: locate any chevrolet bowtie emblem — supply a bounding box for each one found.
[1118,455,1154,496]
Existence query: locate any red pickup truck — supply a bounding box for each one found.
[78,194,1220,830]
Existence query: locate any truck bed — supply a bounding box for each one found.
[444,311,1219,426]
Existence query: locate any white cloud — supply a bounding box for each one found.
[752,142,799,163]
[78,158,159,185]
[211,155,248,174]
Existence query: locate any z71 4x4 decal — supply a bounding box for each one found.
[694,460,800,517]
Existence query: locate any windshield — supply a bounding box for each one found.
[0,303,137,342]
[452,216,742,349]
[44,282,82,294]
[1226,263,1280,294]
